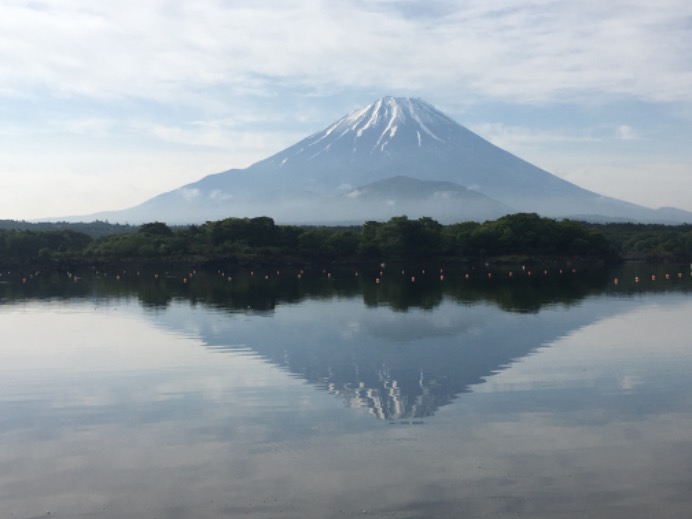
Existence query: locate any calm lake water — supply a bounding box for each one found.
[1,263,692,518]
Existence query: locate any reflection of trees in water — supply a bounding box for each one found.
[2,263,689,313]
[3,263,691,420]
[54,265,612,313]
[156,265,613,313]
[442,269,611,313]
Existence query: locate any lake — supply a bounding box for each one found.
[1,263,692,518]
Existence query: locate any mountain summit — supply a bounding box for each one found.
[76,96,691,224]
[274,96,458,160]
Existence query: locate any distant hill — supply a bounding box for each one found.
[58,96,692,225]
[0,219,136,237]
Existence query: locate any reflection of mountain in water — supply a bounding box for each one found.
[251,297,634,420]
[4,264,690,420]
[152,286,631,420]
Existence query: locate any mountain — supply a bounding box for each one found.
[338,176,513,223]
[68,96,692,224]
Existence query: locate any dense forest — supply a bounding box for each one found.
[0,213,690,268]
[585,222,692,261]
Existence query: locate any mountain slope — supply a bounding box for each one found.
[67,96,692,224]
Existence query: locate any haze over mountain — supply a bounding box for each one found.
[67,97,692,224]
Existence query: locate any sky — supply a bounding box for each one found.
[2,0,692,220]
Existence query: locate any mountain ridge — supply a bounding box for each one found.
[54,96,692,225]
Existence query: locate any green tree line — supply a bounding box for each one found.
[0,213,630,266]
[585,222,692,261]
[4,213,692,266]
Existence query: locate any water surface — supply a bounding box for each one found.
[1,265,691,518]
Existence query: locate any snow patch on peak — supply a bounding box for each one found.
[355,102,382,137]
[271,96,459,163]
[374,101,401,152]
[404,98,445,143]
[359,96,448,149]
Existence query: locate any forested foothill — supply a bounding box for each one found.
[0,213,691,269]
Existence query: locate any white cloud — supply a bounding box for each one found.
[615,125,641,141]
[180,187,201,201]
[1,0,691,104]
[209,189,232,201]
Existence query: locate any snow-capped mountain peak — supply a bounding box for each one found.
[290,96,456,158]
